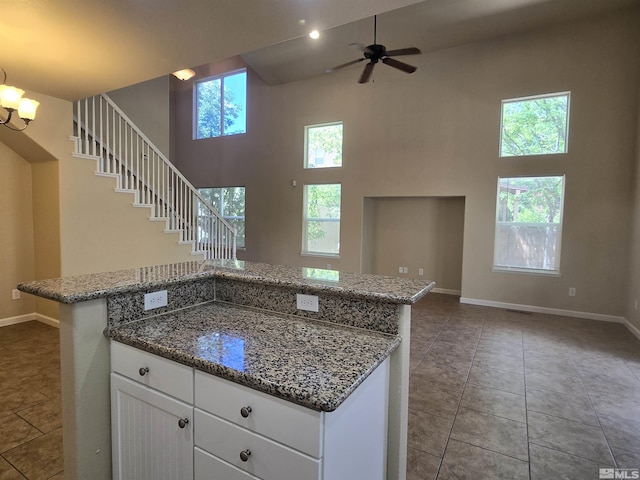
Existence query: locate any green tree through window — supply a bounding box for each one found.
[305,123,343,168]
[500,93,569,157]
[196,70,246,139]
[303,184,341,255]
[198,187,245,248]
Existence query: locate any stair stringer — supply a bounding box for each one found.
[59,153,204,277]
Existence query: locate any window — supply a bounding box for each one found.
[500,92,570,157]
[304,122,343,168]
[494,176,565,274]
[198,187,245,248]
[195,69,247,139]
[303,184,341,256]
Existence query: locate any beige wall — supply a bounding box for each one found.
[108,76,171,158]
[362,197,464,292]
[0,143,36,319]
[627,82,640,332]
[32,161,61,320]
[173,8,640,318]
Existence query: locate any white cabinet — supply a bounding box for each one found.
[194,358,390,480]
[110,341,390,480]
[110,342,194,480]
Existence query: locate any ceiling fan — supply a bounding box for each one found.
[326,15,421,84]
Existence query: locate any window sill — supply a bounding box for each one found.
[301,252,340,259]
[492,266,560,277]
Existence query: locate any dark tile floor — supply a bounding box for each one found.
[0,321,63,480]
[2,294,640,480]
[407,294,640,480]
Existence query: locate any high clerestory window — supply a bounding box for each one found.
[194,69,247,139]
[500,92,570,157]
[304,122,343,168]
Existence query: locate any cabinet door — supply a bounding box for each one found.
[111,373,193,480]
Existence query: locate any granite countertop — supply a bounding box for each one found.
[106,301,401,412]
[18,259,434,305]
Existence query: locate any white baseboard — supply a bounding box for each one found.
[35,313,60,328]
[624,318,640,341]
[0,313,59,328]
[459,297,626,324]
[431,288,461,296]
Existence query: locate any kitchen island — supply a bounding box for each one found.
[18,259,434,480]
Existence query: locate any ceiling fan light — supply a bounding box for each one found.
[309,30,320,40]
[172,69,196,81]
[0,85,25,110]
[18,98,39,120]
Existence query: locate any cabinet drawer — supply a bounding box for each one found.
[195,371,322,457]
[195,409,321,480]
[195,447,258,480]
[111,341,193,403]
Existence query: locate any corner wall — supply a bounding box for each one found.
[0,142,36,321]
[626,80,640,334]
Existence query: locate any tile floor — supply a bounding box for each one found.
[2,294,640,480]
[407,294,640,480]
[0,321,63,480]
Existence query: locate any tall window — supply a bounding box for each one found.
[304,122,343,168]
[195,69,247,139]
[198,187,245,248]
[303,184,341,256]
[500,92,570,157]
[494,176,565,274]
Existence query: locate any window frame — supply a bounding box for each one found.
[193,68,247,140]
[304,121,344,169]
[499,91,571,158]
[493,175,565,276]
[302,183,342,257]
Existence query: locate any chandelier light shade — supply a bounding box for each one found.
[0,67,39,131]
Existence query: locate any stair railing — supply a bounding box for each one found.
[73,94,236,260]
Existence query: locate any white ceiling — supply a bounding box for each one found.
[1,0,638,101]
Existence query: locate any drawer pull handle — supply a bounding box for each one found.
[178,418,189,429]
[138,367,149,376]
[240,406,252,418]
[240,449,251,462]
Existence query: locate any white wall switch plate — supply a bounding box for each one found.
[144,290,168,310]
[11,289,20,300]
[297,293,319,312]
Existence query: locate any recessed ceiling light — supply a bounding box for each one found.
[309,30,320,40]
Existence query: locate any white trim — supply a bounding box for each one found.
[35,313,60,328]
[431,288,461,296]
[460,297,625,324]
[0,313,37,327]
[624,318,640,341]
[0,313,59,328]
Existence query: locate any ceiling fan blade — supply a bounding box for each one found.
[385,47,421,57]
[326,58,365,74]
[358,62,375,83]
[382,57,417,74]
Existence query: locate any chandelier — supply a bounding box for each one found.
[0,67,39,131]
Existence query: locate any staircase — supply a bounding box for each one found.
[72,94,236,260]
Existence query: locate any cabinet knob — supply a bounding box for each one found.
[240,406,252,418]
[178,418,189,429]
[138,367,149,376]
[240,449,251,462]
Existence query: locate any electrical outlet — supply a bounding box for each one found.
[398,266,403,274]
[144,290,168,310]
[11,289,20,300]
[403,267,408,274]
[418,268,424,276]
[327,264,332,270]
[296,293,319,312]
[569,287,576,297]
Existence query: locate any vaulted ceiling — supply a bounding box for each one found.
[1,0,638,101]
